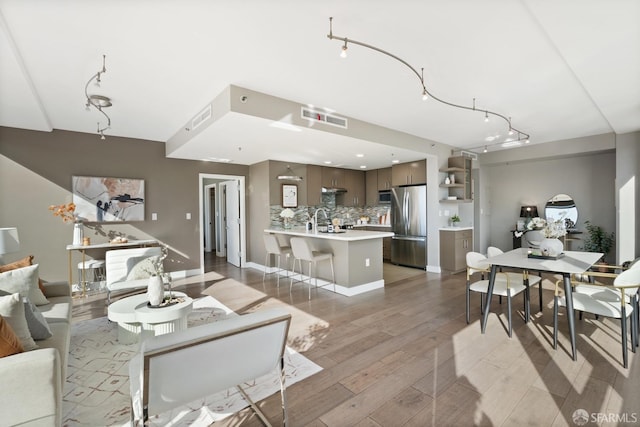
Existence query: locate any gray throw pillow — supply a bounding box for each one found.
[22,297,52,340]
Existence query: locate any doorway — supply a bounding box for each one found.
[199,173,246,273]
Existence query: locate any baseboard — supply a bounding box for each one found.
[246,263,384,297]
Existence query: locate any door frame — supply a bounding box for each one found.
[198,173,246,273]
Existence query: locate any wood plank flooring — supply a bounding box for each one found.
[72,255,639,426]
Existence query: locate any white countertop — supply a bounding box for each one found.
[352,224,392,228]
[265,227,394,241]
[440,226,473,231]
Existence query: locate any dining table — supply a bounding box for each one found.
[483,248,603,361]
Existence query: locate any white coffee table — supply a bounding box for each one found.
[107,291,193,344]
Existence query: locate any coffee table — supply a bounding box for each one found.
[107,291,193,344]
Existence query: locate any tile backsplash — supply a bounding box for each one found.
[270,201,391,228]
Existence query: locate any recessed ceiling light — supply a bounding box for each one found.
[391,159,400,164]
[356,154,364,158]
[324,160,332,164]
[360,165,367,169]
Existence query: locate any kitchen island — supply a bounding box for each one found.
[264,227,394,296]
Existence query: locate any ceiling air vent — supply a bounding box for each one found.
[301,107,348,129]
[452,149,478,160]
[191,105,212,131]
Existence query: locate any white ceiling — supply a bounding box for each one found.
[1,0,638,169]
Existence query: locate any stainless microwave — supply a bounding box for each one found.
[378,190,391,204]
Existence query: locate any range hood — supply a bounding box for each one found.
[322,187,347,194]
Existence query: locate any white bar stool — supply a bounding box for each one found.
[263,234,292,287]
[78,259,106,293]
[289,237,335,299]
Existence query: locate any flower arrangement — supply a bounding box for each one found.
[48,202,78,223]
[526,217,546,230]
[526,217,567,239]
[280,208,295,219]
[144,245,169,277]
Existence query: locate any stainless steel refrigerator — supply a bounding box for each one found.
[391,185,427,269]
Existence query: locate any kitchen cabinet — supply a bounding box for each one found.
[365,170,378,206]
[391,160,426,186]
[439,228,473,273]
[322,167,345,188]
[306,164,323,206]
[342,169,365,207]
[439,156,472,203]
[377,167,392,190]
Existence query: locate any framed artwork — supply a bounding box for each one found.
[281,184,298,208]
[72,176,145,222]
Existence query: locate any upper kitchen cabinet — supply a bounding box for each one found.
[306,164,323,206]
[365,170,378,206]
[439,156,472,202]
[391,160,426,186]
[322,166,345,188]
[342,169,365,207]
[377,167,392,190]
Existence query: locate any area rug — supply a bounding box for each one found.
[62,296,322,426]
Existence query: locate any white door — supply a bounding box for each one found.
[225,179,241,267]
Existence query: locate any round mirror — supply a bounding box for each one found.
[545,194,578,229]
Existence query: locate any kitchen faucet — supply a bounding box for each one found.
[313,208,329,232]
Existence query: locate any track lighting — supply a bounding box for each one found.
[340,40,348,58]
[327,17,530,147]
[84,55,112,139]
[483,146,488,153]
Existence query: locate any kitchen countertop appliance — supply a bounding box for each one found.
[391,185,427,269]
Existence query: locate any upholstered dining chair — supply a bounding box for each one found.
[289,237,335,299]
[263,234,292,287]
[553,267,640,368]
[487,246,544,313]
[466,251,528,337]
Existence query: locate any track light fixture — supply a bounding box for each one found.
[327,17,530,146]
[84,55,112,139]
[340,40,348,58]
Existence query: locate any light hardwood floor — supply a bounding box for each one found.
[72,255,639,426]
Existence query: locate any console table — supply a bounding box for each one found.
[66,239,158,296]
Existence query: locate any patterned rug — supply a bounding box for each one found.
[62,296,322,426]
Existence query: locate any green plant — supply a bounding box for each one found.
[582,220,615,262]
[451,214,461,223]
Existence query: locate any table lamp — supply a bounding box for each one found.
[0,227,20,262]
[520,205,538,218]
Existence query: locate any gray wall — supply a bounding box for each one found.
[615,131,640,261]
[0,127,248,281]
[481,152,616,258]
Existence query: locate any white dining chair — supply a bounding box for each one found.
[466,251,528,337]
[487,246,543,313]
[554,267,640,368]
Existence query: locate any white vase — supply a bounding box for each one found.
[539,238,564,257]
[147,275,164,306]
[72,222,84,245]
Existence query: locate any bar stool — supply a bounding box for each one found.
[77,259,106,294]
[289,237,335,299]
[263,234,292,287]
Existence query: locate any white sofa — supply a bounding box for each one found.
[0,281,72,427]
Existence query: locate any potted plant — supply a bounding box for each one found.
[582,220,615,264]
[451,214,461,227]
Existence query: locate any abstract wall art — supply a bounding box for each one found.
[72,176,145,222]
